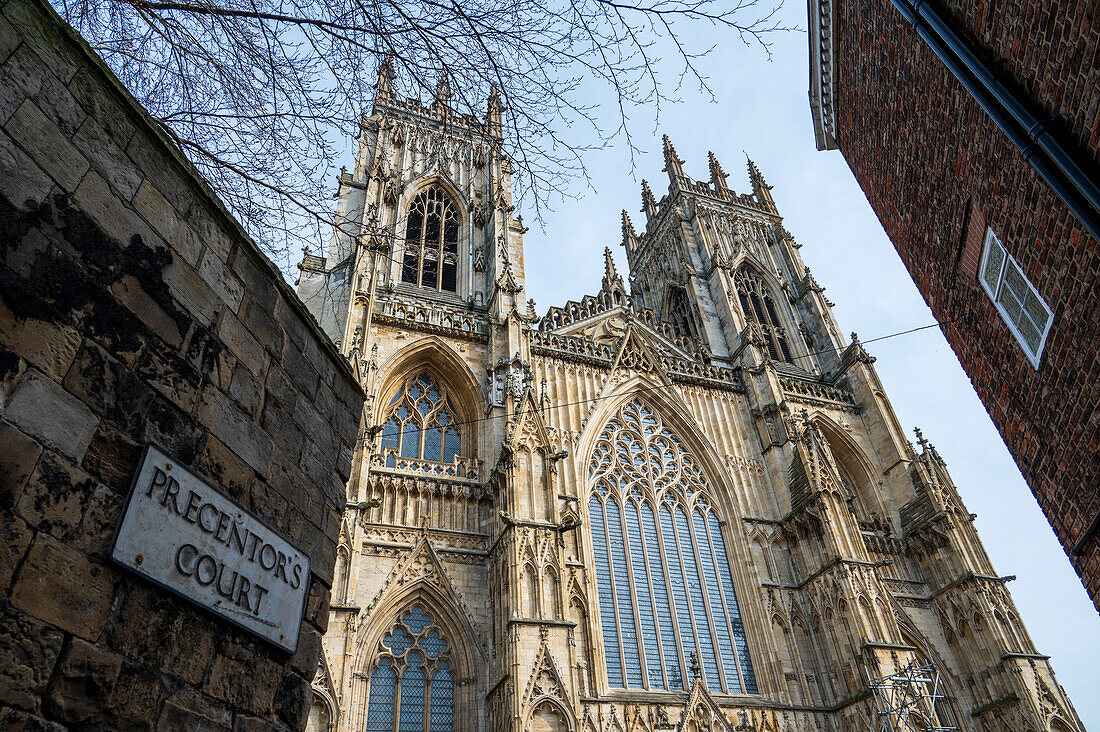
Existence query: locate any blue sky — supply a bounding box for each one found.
[513,2,1100,724]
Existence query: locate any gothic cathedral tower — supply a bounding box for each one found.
[296,69,1084,732]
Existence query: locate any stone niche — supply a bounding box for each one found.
[0,0,364,727]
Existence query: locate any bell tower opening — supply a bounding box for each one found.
[402,186,461,293]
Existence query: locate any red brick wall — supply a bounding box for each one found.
[831,0,1100,609]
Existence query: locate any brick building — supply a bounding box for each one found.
[809,0,1100,610]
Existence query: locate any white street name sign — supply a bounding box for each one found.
[112,444,311,652]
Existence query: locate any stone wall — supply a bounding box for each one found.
[829,0,1100,610]
[0,0,364,727]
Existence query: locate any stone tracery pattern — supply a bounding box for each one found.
[365,606,456,732]
[587,399,757,694]
[381,372,462,466]
[403,186,460,292]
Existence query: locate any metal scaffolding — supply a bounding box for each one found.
[865,657,958,732]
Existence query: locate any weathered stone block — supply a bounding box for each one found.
[1,43,84,135]
[234,715,281,732]
[0,127,52,207]
[228,362,263,417]
[107,583,216,686]
[163,256,219,327]
[70,483,123,556]
[71,114,143,201]
[6,369,96,461]
[43,638,122,724]
[4,99,87,191]
[123,130,194,217]
[11,534,115,641]
[71,171,162,262]
[132,178,180,242]
[200,249,245,314]
[196,384,272,475]
[157,688,232,732]
[0,422,41,506]
[204,640,281,716]
[15,449,101,543]
[230,249,278,312]
[275,672,310,730]
[289,625,321,679]
[194,434,255,504]
[241,294,284,357]
[0,14,18,65]
[0,511,32,597]
[0,298,81,381]
[133,336,201,414]
[0,0,81,82]
[0,608,64,712]
[219,311,265,378]
[66,66,136,150]
[110,273,185,348]
[304,577,330,634]
[264,363,297,412]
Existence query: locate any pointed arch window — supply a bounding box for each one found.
[734,267,793,363]
[586,399,757,694]
[666,286,698,341]
[380,372,462,465]
[365,606,455,732]
[402,186,460,292]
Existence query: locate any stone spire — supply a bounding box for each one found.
[375,55,395,102]
[621,210,637,251]
[434,73,452,107]
[747,154,776,211]
[708,151,728,191]
[662,134,684,179]
[486,84,503,136]
[601,247,626,296]
[641,179,658,218]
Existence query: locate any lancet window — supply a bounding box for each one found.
[587,399,757,694]
[365,606,455,732]
[380,372,462,465]
[402,186,460,292]
[667,287,698,341]
[734,267,793,363]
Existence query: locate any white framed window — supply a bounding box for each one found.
[978,229,1054,369]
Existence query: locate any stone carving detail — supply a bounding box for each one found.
[487,354,531,407]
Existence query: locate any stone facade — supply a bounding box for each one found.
[0,0,363,727]
[808,0,1100,611]
[298,72,1085,731]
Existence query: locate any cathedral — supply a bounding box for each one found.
[295,64,1084,732]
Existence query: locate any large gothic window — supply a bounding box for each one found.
[380,373,462,465]
[365,606,455,732]
[587,399,757,694]
[734,267,793,363]
[402,187,460,292]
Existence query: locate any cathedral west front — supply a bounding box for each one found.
[295,64,1085,732]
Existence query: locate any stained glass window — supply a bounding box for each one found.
[402,186,459,292]
[380,373,462,465]
[365,606,455,732]
[587,399,757,694]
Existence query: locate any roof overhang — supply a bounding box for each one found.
[808,0,839,151]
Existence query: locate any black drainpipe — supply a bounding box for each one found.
[889,0,1100,243]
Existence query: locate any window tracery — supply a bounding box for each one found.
[734,267,793,363]
[402,186,460,292]
[586,399,757,694]
[666,287,698,341]
[380,372,462,465]
[365,606,455,732]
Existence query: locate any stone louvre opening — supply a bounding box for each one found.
[0,0,364,726]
